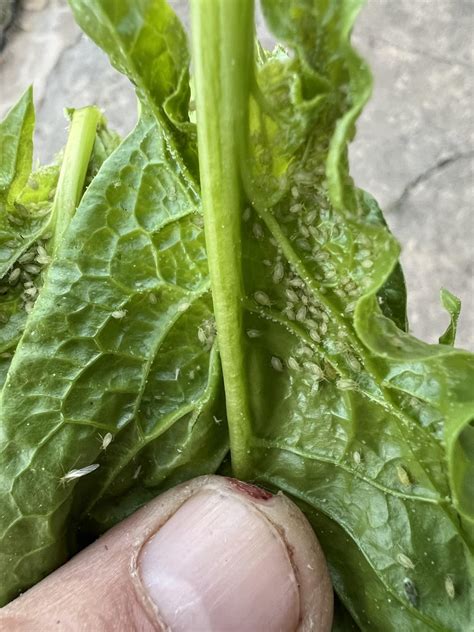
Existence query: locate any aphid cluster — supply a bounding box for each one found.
[0,236,52,316]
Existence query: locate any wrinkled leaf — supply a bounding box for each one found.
[191,0,474,629]
[439,288,461,346]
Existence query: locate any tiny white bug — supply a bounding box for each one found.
[353,451,361,465]
[99,432,113,451]
[60,463,100,485]
[397,465,412,487]
[111,309,127,319]
[287,357,300,371]
[254,291,271,307]
[397,553,415,570]
[309,329,321,343]
[246,329,262,338]
[336,378,356,390]
[197,327,208,344]
[271,356,284,372]
[273,262,285,284]
[213,415,222,425]
[253,223,264,239]
[243,207,251,221]
[403,577,418,607]
[444,575,455,599]
[296,306,307,322]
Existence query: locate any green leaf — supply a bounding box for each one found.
[0,87,34,204]
[0,106,112,387]
[439,288,461,346]
[0,0,230,600]
[191,0,474,630]
[68,0,196,170]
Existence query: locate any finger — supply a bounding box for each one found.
[1,475,333,631]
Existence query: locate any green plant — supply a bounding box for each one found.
[0,1,472,629]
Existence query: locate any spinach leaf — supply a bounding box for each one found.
[438,288,461,346]
[0,0,228,605]
[0,100,117,388]
[191,1,474,630]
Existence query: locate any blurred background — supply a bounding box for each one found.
[1,0,472,349]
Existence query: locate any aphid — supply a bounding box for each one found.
[303,362,324,380]
[8,268,21,285]
[305,210,318,224]
[99,432,113,451]
[197,327,208,344]
[254,291,271,307]
[60,463,100,485]
[287,357,300,371]
[290,203,303,214]
[403,577,419,607]
[177,302,190,312]
[291,186,299,199]
[397,465,412,487]
[285,308,296,320]
[344,301,357,314]
[319,321,328,335]
[36,245,48,259]
[285,288,299,303]
[271,356,284,372]
[111,309,127,319]
[295,305,307,322]
[19,251,36,264]
[309,329,321,343]
[444,575,455,599]
[213,415,222,425]
[253,223,264,239]
[242,207,251,221]
[23,287,38,298]
[336,378,356,390]
[263,259,272,267]
[24,264,41,275]
[24,302,35,313]
[148,293,157,304]
[397,553,415,570]
[289,277,305,288]
[296,238,311,251]
[361,259,374,269]
[299,225,310,238]
[28,178,39,190]
[346,355,361,373]
[353,450,361,465]
[273,262,285,283]
[246,329,262,338]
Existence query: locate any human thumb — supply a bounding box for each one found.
[1,475,333,631]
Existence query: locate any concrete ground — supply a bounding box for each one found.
[0,0,472,349]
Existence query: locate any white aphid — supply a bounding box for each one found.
[444,575,455,599]
[353,451,361,465]
[100,432,113,451]
[273,262,285,284]
[336,378,356,390]
[111,309,127,319]
[397,465,412,487]
[271,356,284,372]
[60,463,100,484]
[197,327,207,344]
[243,207,251,221]
[246,329,262,338]
[254,291,271,306]
[253,223,264,239]
[397,553,415,570]
[287,357,300,371]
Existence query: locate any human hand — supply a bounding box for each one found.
[1,476,333,631]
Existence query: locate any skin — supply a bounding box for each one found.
[0,476,333,631]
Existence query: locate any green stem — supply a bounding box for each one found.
[190,0,254,478]
[51,106,101,254]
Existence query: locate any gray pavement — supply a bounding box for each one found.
[1,0,472,348]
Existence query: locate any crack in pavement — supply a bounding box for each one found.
[388,151,474,213]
